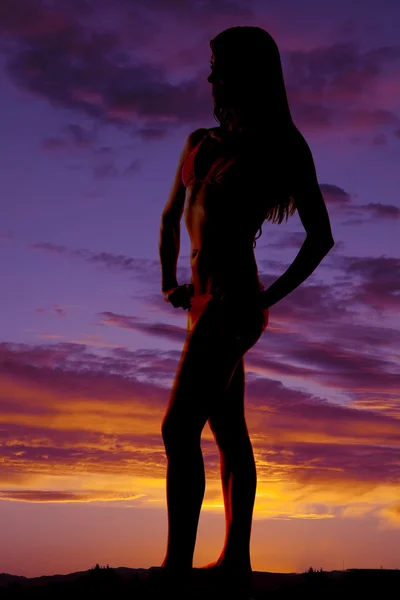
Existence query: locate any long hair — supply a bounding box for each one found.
[209,26,298,248]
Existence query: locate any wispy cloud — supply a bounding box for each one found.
[0,337,398,523]
[2,1,400,137]
[0,489,144,503]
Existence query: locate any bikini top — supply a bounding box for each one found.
[181,129,238,188]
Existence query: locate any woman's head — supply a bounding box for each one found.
[209,26,293,131]
[208,26,298,242]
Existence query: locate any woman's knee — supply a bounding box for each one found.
[161,413,174,446]
[161,412,201,455]
[211,424,250,455]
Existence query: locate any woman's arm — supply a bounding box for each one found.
[159,128,208,293]
[260,132,334,309]
[260,237,333,309]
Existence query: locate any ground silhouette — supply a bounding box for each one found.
[0,565,399,598]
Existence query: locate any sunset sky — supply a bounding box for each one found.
[1,0,400,578]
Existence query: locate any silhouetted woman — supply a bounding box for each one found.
[158,25,334,595]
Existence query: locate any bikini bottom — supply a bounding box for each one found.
[187,285,269,349]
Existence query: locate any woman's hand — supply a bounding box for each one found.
[163,284,194,310]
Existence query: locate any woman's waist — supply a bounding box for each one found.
[190,247,257,271]
[191,271,264,299]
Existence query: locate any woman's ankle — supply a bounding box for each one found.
[204,555,252,573]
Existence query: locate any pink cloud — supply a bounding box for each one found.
[0,339,399,492]
[3,2,400,137]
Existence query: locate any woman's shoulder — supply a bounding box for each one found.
[188,127,212,146]
[288,125,311,154]
[208,126,223,139]
[287,127,315,173]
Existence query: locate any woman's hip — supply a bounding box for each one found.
[187,287,269,352]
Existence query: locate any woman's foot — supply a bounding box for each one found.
[148,565,192,588]
[194,559,252,591]
[200,557,252,573]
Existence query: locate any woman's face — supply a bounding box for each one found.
[208,52,235,105]
[208,52,222,105]
[208,51,252,109]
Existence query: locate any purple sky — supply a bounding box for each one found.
[0,0,399,577]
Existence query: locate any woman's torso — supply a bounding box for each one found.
[182,126,276,298]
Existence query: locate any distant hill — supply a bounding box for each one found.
[1,566,399,598]
[0,566,148,588]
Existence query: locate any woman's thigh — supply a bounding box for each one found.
[208,356,246,444]
[162,294,266,438]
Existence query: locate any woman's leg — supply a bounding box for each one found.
[206,357,256,574]
[161,296,234,572]
[160,293,265,573]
